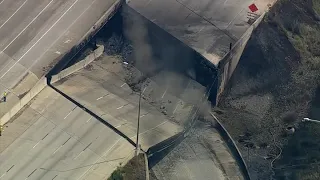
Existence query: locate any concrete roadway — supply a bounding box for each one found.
[53,58,184,150]
[0,53,186,180]
[0,0,119,106]
[151,121,244,180]
[0,0,120,121]
[0,86,135,180]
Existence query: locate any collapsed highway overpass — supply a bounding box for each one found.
[126,0,276,103]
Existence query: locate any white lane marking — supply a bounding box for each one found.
[1,0,54,52]
[161,87,168,99]
[74,151,83,160]
[116,105,123,110]
[197,26,205,33]
[226,10,246,32]
[53,145,62,154]
[96,94,109,100]
[0,0,83,80]
[64,107,76,119]
[33,141,40,148]
[8,0,98,83]
[116,103,129,110]
[77,138,122,180]
[96,96,103,101]
[64,39,71,43]
[53,136,71,154]
[115,122,127,128]
[142,87,147,94]
[140,113,148,118]
[86,117,92,123]
[0,0,29,31]
[0,172,6,179]
[64,111,72,119]
[55,51,61,55]
[5,0,96,83]
[120,83,126,87]
[0,0,5,6]
[173,100,180,114]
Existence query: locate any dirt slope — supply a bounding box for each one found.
[214,0,320,179]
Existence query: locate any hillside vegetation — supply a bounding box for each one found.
[215,0,320,179]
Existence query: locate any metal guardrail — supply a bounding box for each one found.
[210,112,251,180]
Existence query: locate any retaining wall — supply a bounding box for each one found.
[216,12,266,103]
[210,112,251,180]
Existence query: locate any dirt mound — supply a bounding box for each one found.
[215,0,320,179]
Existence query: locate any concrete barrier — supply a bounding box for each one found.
[0,45,104,126]
[143,152,150,180]
[0,77,47,126]
[51,45,104,83]
[217,12,266,103]
[210,112,251,180]
[77,0,123,45]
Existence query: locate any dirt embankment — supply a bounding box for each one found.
[108,154,146,180]
[214,0,320,179]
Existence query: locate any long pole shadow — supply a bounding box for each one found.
[46,75,136,147]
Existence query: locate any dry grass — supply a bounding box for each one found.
[108,154,146,180]
[313,0,320,15]
[215,0,320,179]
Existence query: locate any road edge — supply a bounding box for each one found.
[210,112,251,180]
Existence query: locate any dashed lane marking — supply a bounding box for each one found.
[161,87,168,99]
[64,106,77,119]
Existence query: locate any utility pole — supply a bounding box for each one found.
[135,86,142,156]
